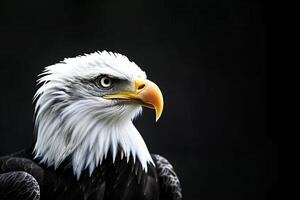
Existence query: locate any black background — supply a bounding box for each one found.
[0,0,276,199]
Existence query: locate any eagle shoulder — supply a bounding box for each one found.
[152,154,182,200]
[0,171,40,200]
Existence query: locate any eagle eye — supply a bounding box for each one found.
[95,76,114,89]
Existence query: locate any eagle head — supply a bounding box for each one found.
[33,51,163,178]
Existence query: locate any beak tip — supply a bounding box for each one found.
[155,116,160,122]
[155,107,163,122]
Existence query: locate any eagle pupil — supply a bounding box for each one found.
[104,79,110,85]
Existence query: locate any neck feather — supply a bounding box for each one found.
[33,97,154,178]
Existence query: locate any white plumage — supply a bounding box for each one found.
[33,51,154,178]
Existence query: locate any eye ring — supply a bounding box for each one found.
[96,76,114,89]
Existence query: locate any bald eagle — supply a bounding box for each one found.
[0,51,182,200]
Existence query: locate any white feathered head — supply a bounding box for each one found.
[33,51,163,178]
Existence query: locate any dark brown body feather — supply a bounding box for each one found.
[0,147,181,200]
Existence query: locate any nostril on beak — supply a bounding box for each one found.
[138,84,146,90]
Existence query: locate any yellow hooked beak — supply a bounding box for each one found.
[103,79,164,121]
